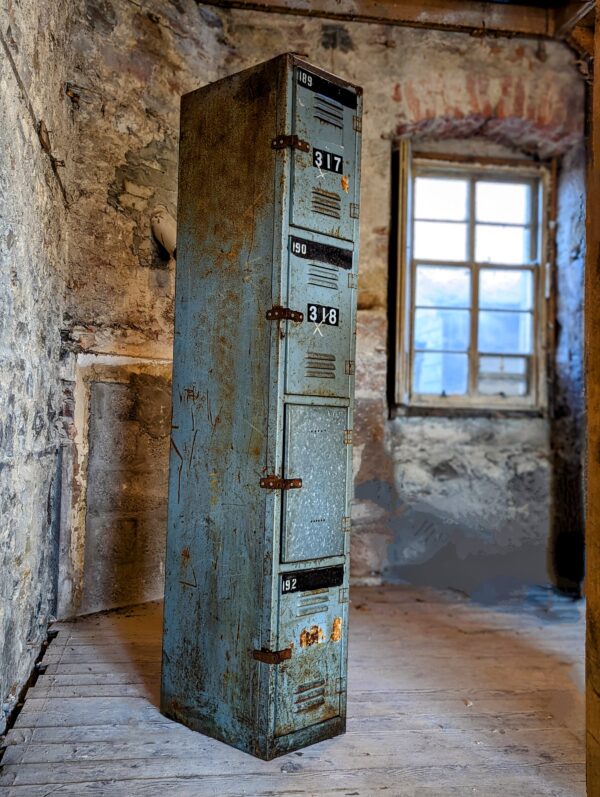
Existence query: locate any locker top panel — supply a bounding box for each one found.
[288,55,363,108]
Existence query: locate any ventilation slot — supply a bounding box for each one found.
[314,95,344,129]
[308,263,339,290]
[297,588,330,617]
[294,678,326,713]
[312,187,342,220]
[305,352,336,380]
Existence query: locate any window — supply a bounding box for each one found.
[393,147,548,411]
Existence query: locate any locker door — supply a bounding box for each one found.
[274,584,345,737]
[281,405,348,563]
[290,66,359,242]
[285,235,355,399]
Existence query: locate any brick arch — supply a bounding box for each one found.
[394,114,582,159]
[390,73,583,158]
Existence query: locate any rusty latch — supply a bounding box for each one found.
[260,476,302,490]
[271,135,310,153]
[266,305,304,322]
[252,647,292,665]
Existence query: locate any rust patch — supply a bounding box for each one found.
[330,616,342,642]
[300,625,325,648]
[181,547,190,560]
[341,174,350,193]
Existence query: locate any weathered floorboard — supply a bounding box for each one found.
[1,584,584,796]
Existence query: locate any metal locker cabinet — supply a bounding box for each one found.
[161,53,362,761]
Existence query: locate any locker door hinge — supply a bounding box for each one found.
[266,305,304,322]
[252,647,292,665]
[343,429,353,445]
[345,360,355,375]
[348,273,358,289]
[260,476,302,490]
[353,115,362,134]
[336,675,348,693]
[350,203,360,219]
[342,516,352,533]
[271,135,310,153]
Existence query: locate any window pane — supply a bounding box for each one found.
[479,269,533,311]
[415,266,471,308]
[475,224,530,265]
[478,311,532,354]
[478,356,529,397]
[476,181,530,224]
[414,221,468,262]
[414,177,468,221]
[413,352,468,395]
[414,309,470,352]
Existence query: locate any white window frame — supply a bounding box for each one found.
[393,143,550,412]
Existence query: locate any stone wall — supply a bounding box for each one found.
[56,0,226,617]
[0,1,75,731]
[550,144,586,595]
[38,2,587,617]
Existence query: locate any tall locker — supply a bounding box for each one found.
[161,53,362,760]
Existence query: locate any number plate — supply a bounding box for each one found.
[281,565,344,594]
[313,148,343,174]
[296,68,358,110]
[308,303,339,326]
[290,236,353,270]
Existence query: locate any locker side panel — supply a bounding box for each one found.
[161,58,282,754]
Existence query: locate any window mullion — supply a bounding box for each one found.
[408,254,417,401]
[468,177,478,397]
[530,177,539,263]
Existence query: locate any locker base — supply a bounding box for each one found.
[161,699,346,760]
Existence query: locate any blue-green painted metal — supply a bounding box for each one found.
[161,53,362,760]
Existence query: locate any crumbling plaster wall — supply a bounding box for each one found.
[59,1,585,614]
[0,2,75,731]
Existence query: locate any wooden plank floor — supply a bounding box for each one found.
[0,585,585,796]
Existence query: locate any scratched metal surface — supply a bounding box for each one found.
[291,71,359,241]
[162,56,281,756]
[282,405,348,562]
[162,53,361,760]
[274,585,345,737]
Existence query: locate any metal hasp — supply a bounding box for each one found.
[266,305,304,322]
[259,476,302,490]
[161,53,362,760]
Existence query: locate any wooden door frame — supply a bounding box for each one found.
[587,4,600,790]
